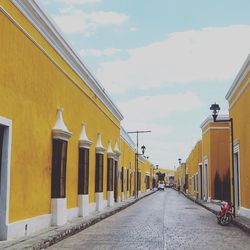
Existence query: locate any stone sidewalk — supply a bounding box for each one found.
[0,190,156,250]
[182,191,250,235]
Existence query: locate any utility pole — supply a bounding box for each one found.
[127,130,151,199]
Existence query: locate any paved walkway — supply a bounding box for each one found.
[0,191,154,249]
[48,189,250,250]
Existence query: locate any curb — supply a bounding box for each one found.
[181,190,250,235]
[4,190,156,250]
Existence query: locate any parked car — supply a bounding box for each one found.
[158,182,165,191]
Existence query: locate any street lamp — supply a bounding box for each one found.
[209,103,235,217]
[153,164,159,189]
[141,145,146,155]
[178,158,181,164]
[127,130,151,199]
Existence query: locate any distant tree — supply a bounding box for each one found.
[156,172,165,181]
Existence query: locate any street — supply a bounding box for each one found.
[48,189,250,250]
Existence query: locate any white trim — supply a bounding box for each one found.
[138,155,147,163]
[229,79,250,110]
[78,194,89,217]
[10,0,123,122]
[0,116,12,240]
[203,157,209,201]
[202,126,230,135]
[51,198,67,226]
[107,141,115,159]
[226,54,250,101]
[95,133,105,154]
[67,207,78,221]
[79,123,92,149]
[107,191,114,207]
[0,7,121,130]
[233,142,241,210]
[95,192,107,212]
[239,207,250,219]
[88,202,96,214]
[120,127,136,151]
[52,108,72,141]
[6,213,51,240]
[200,114,229,130]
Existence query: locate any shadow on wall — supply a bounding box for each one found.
[214,169,230,202]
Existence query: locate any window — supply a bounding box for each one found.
[78,148,89,195]
[95,153,104,192]
[107,157,114,191]
[51,139,68,198]
[0,125,4,188]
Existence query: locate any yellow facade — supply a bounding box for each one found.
[200,117,230,201]
[0,1,154,240]
[226,54,250,215]
[174,163,186,191]
[186,140,202,198]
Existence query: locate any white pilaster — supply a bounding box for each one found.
[51,198,67,226]
[107,191,114,207]
[78,194,89,217]
[95,192,104,212]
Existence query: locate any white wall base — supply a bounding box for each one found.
[146,189,150,192]
[107,191,114,207]
[95,192,104,212]
[239,207,250,219]
[88,202,96,214]
[51,198,67,226]
[121,192,125,201]
[78,194,89,217]
[138,191,142,196]
[67,207,78,221]
[6,213,51,240]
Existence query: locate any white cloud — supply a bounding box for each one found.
[97,25,250,93]
[80,48,121,57]
[53,10,129,34]
[119,92,203,123]
[129,27,138,32]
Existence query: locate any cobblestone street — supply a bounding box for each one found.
[48,189,250,250]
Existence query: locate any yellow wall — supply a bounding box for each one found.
[202,122,230,200]
[229,72,250,208]
[186,140,201,196]
[120,138,136,196]
[0,3,120,223]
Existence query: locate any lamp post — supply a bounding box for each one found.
[209,103,235,217]
[127,130,151,199]
[153,164,159,189]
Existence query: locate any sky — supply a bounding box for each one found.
[39,0,250,169]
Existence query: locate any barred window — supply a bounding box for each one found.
[78,148,89,195]
[51,139,67,198]
[107,158,114,191]
[95,153,104,192]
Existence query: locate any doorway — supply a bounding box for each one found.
[203,159,208,201]
[198,164,202,200]
[0,116,12,240]
[114,161,118,202]
[233,148,240,210]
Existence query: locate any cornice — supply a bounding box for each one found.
[11,0,123,122]
[226,54,250,101]
[120,127,136,151]
[200,114,230,130]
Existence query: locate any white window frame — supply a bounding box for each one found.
[0,116,12,240]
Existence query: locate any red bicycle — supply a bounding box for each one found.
[216,202,233,226]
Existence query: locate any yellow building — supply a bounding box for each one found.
[174,163,186,191]
[186,140,202,199]
[200,116,231,202]
[225,54,250,218]
[0,0,152,240]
